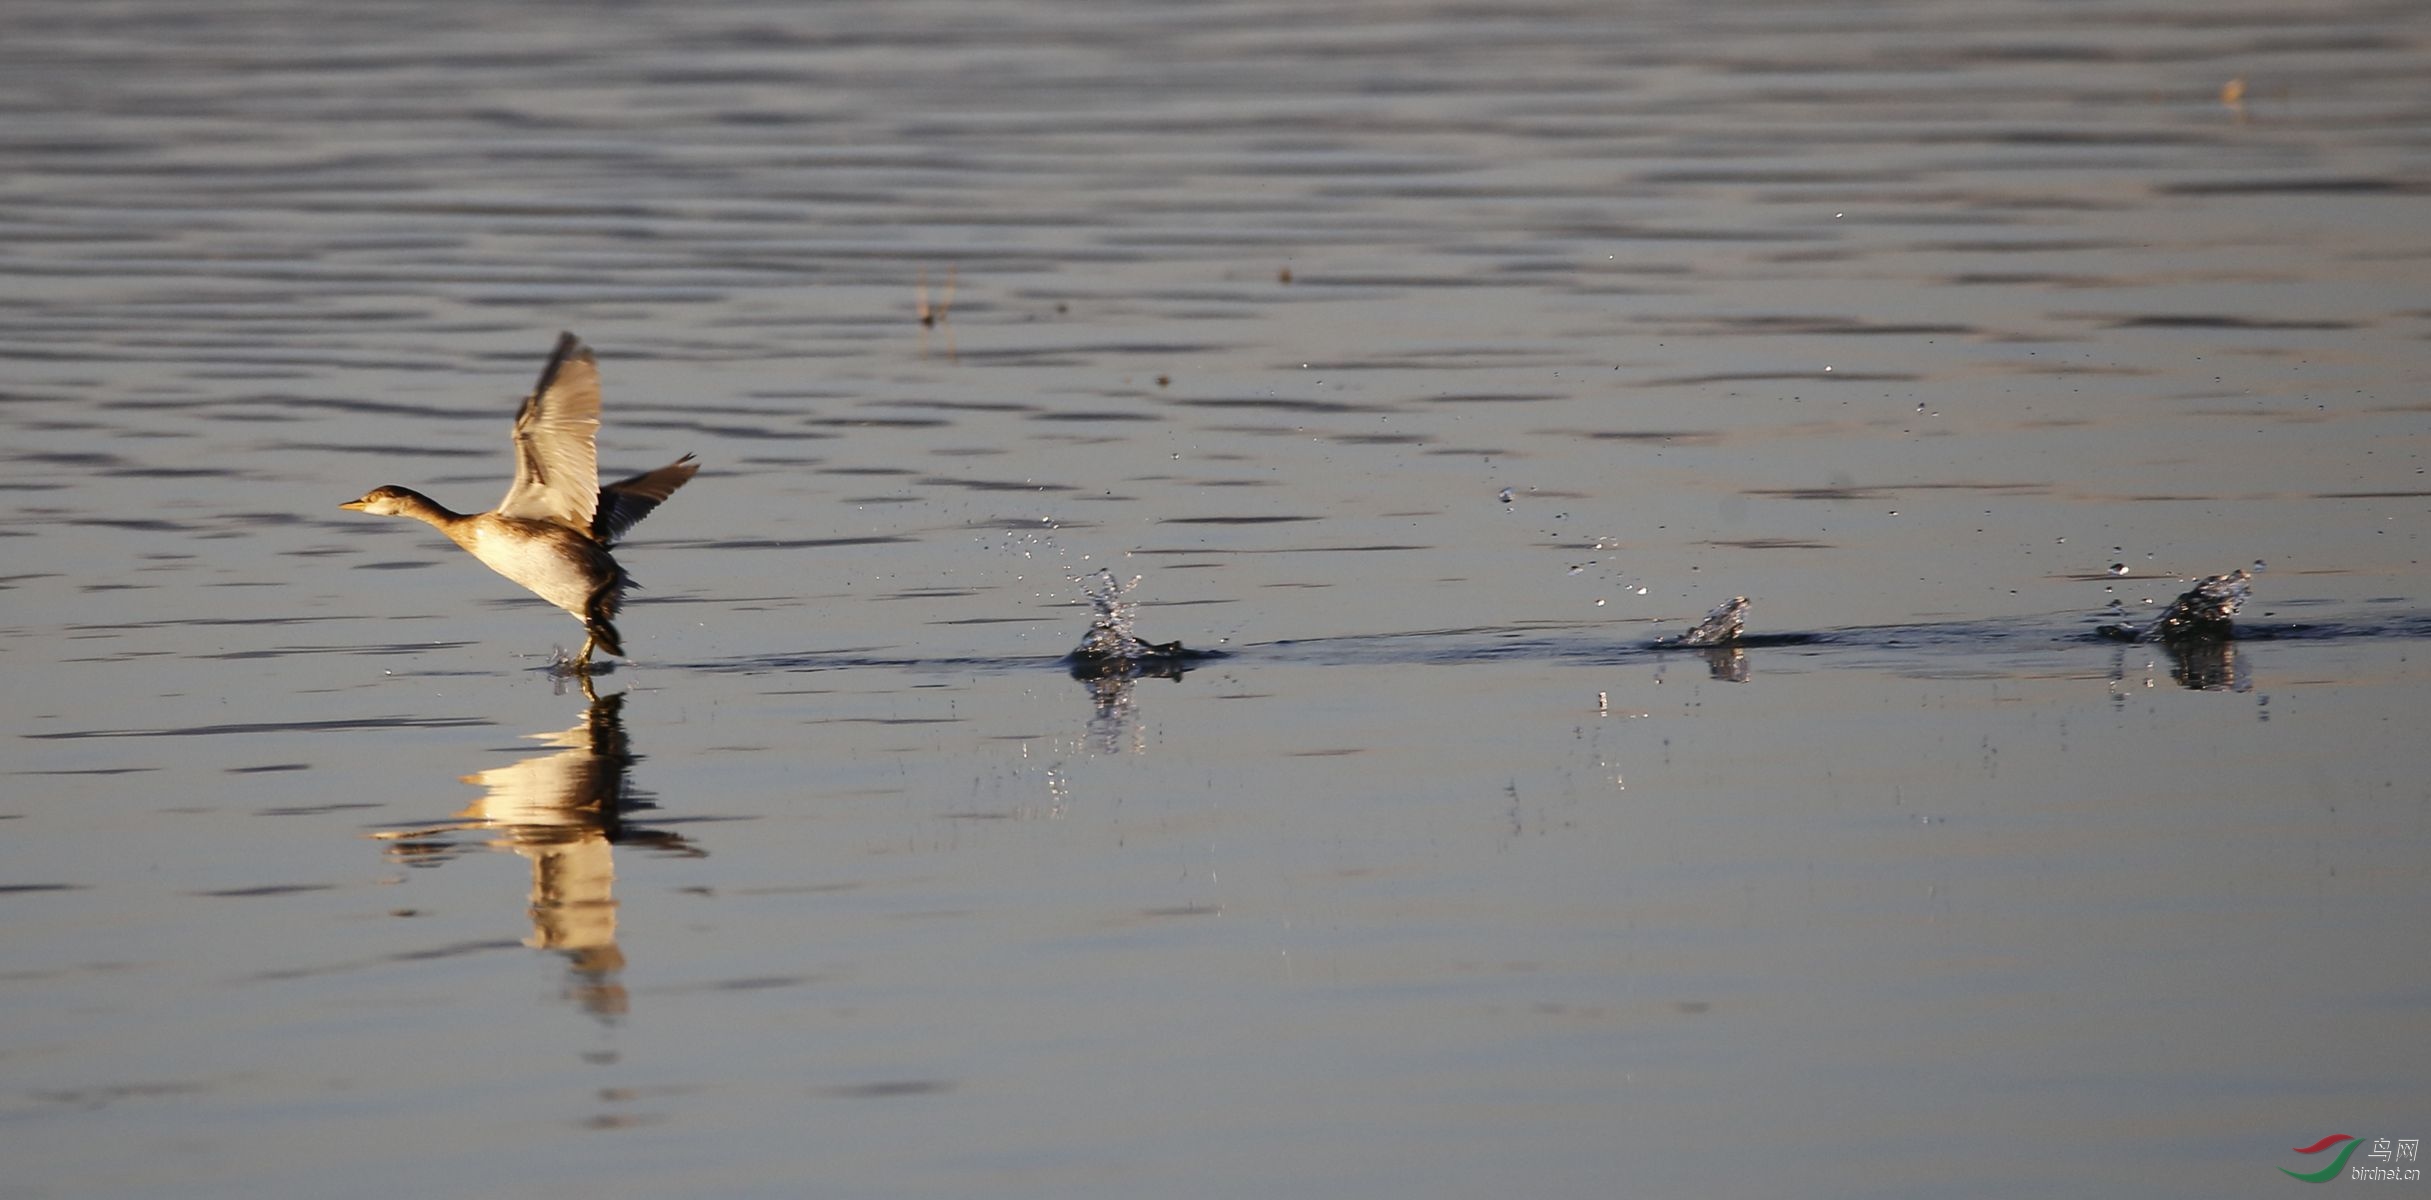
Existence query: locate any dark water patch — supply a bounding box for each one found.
[1642,371,1919,386]
[1903,481,2054,494]
[32,1081,213,1110]
[1160,515,1320,526]
[1942,272,2112,288]
[1743,485,1890,501]
[1522,223,1820,246]
[1705,538,1836,550]
[256,440,490,461]
[1132,544,1429,555]
[1252,609,2431,674]
[622,417,836,440]
[0,883,89,894]
[2104,314,2361,331]
[1914,239,2125,256]
[1643,167,1915,186]
[1647,314,1982,337]
[249,939,527,983]
[65,614,367,631]
[18,767,157,776]
[67,517,193,532]
[13,450,125,467]
[1420,392,1565,404]
[969,343,1227,360]
[872,399,1041,415]
[194,884,339,898]
[695,535,919,551]
[1557,429,1724,444]
[2158,177,2423,196]
[1177,396,1396,416]
[819,1080,953,1099]
[806,416,951,430]
[255,803,381,816]
[227,763,311,774]
[28,715,492,740]
[1296,350,1569,370]
[1268,271,1493,293]
[1028,409,1164,422]
[1932,127,2218,148]
[2314,490,2431,499]
[667,975,817,992]
[813,716,964,727]
[914,477,1076,494]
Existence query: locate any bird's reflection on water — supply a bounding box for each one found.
[1071,656,1194,755]
[1063,570,1220,755]
[374,691,700,1020]
[2111,639,2250,696]
[1698,646,1749,683]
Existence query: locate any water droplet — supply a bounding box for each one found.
[2109,563,2127,576]
[1497,488,1514,504]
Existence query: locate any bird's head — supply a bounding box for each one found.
[340,485,420,517]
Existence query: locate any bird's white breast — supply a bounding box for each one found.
[465,522,601,616]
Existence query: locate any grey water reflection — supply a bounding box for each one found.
[2110,639,2249,696]
[1697,645,1750,683]
[374,692,698,1020]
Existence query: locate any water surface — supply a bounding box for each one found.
[4,1,2428,1196]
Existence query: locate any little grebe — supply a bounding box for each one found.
[342,332,697,669]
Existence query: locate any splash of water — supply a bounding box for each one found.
[1677,596,1749,647]
[1073,569,1145,661]
[2102,568,2252,643]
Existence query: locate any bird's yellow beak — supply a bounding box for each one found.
[339,498,369,511]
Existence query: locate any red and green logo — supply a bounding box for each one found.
[2284,1135,2360,1183]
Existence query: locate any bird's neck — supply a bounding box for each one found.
[386,488,471,530]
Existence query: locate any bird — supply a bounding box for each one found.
[341,332,698,671]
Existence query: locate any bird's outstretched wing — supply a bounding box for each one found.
[593,455,700,547]
[495,332,602,531]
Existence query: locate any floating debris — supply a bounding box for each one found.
[1675,595,1749,647]
[2097,568,2252,643]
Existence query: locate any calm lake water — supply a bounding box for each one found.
[4,1,2428,1196]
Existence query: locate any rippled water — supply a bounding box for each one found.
[5,1,2428,1196]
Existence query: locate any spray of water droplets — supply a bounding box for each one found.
[1677,596,1750,647]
